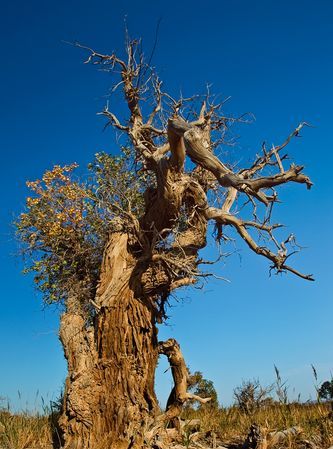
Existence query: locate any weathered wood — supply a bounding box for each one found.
[268,425,302,445]
[158,338,211,426]
[243,424,267,449]
[60,232,159,449]
[180,418,201,430]
[240,424,303,449]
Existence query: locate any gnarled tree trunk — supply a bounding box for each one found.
[57,38,313,449]
[60,232,160,449]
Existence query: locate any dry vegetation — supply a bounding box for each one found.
[0,410,53,449]
[1,391,332,449]
[182,402,333,449]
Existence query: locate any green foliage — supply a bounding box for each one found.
[15,149,149,308]
[188,371,219,409]
[319,380,333,401]
[88,148,150,220]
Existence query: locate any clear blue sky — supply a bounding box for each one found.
[1,0,332,410]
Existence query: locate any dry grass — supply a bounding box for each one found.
[183,402,333,448]
[0,401,332,448]
[0,409,52,449]
[0,396,62,449]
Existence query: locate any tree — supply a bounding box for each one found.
[187,371,218,409]
[319,380,333,401]
[233,379,273,415]
[16,38,314,449]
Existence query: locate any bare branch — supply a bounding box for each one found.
[97,104,129,131]
[205,207,314,281]
[147,76,163,125]
[158,338,211,424]
[77,42,314,285]
[241,122,312,178]
[168,116,312,205]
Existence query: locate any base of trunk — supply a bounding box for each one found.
[59,296,159,449]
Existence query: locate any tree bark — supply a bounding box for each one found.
[59,232,160,449]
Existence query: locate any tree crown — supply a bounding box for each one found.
[16,38,314,318]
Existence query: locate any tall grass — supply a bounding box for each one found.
[1,374,332,449]
[2,402,332,448]
[0,394,61,449]
[183,402,333,447]
[182,368,333,448]
[0,409,52,449]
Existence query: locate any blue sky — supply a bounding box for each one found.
[0,0,332,410]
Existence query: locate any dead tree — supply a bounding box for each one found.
[22,38,314,449]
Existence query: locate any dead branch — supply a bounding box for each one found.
[79,40,314,293]
[241,122,312,178]
[242,424,268,449]
[168,116,312,206]
[267,425,302,446]
[97,104,129,131]
[158,339,211,424]
[205,207,314,281]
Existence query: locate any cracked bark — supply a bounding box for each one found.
[60,233,159,449]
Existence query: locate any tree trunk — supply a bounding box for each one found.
[59,232,160,449]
